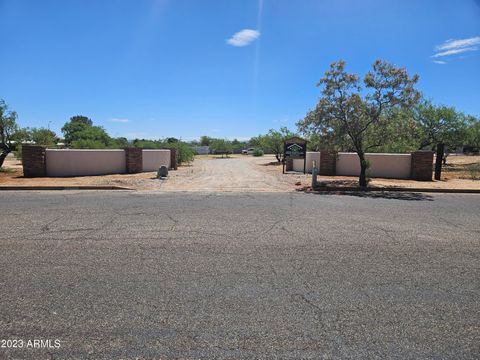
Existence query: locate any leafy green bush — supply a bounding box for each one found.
[467,163,480,180]
[0,167,15,173]
[71,139,107,149]
[132,139,159,149]
[252,148,264,157]
[165,141,195,165]
[131,139,195,165]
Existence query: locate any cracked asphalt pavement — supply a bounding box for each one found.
[0,191,479,359]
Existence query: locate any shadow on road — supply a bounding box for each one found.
[303,190,434,201]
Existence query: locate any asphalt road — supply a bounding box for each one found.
[0,191,479,359]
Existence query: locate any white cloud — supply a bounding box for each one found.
[109,118,129,123]
[433,60,447,65]
[432,47,478,58]
[436,36,480,51]
[432,36,480,58]
[226,29,260,47]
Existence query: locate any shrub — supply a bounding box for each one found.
[0,167,15,173]
[252,149,264,157]
[166,141,195,165]
[71,139,106,149]
[467,163,480,180]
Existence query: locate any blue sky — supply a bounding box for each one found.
[1,0,479,141]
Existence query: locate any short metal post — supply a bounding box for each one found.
[311,160,318,188]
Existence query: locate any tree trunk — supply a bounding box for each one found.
[358,153,368,188]
[0,150,9,168]
[442,152,448,165]
[435,143,444,181]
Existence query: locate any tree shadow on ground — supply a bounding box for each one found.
[260,161,282,166]
[302,190,434,201]
[317,179,358,187]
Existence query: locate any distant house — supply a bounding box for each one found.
[193,146,210,155]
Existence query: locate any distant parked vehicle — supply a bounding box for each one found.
[242,148,256,155]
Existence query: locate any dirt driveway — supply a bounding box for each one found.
[157,155,307,192]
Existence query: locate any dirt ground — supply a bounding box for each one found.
[1,153,479,191]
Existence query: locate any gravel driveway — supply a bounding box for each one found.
[157,155,308,192]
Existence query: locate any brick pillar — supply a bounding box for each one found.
[319,151,336,175]
[22,145,46,177]
[411,151,434,181]
[170,148,177,170]
[285,158,293,171]
[125,148,143,173]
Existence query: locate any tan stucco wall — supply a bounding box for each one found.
[336,153,411,179]
[45,150,126,177]
[142,150,171,171]
[293,152,321,173]
[293,152,412,179]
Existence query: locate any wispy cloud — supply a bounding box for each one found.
[436,36,480,51]
[432,47,478,58]
[226,29,260,47]
[433,60,446,65]
[432,36,480,61]
[109,118,129,123]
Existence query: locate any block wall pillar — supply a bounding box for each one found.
[411,151,434,180]
[22,145,46,177]
[125,148,143,173]
[319,151,336,175]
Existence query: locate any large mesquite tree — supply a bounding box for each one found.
[414,100,470,163]
[0,100,20,168]
[297,60,420,187]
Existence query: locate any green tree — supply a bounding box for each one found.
[231,138,246,153]
[132,139,161,149]
[248,136,263,148]
[0,100,27,168]
[415,101,469,149]
[131,138,195,165]
[166,137,179,144]
[260,127,295,162]
[109,137,130,148]
[211,139,232,158]
[62,115,111,148]
[164,141,195,165]
[199,136,212,146]
[297,60,420,187]
[413,101,470,163]
[367,108,419,153]
[30,127,59,147]
[466,120,480,150]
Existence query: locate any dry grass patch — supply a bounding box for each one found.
[442,155,480,180]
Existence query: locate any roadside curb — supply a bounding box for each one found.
[0,186,133,191]
[307,186,480,194]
